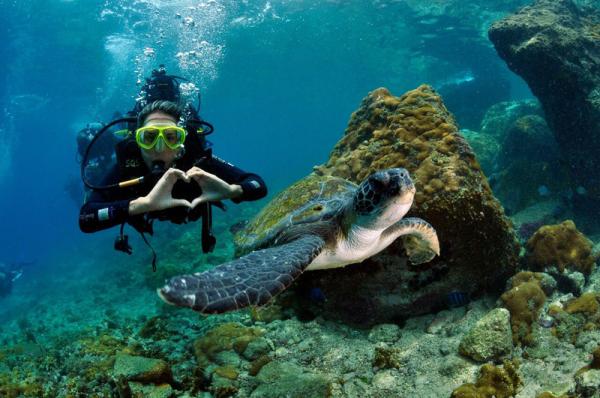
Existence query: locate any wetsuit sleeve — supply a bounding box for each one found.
[206,155,267,203]
[78,166,133,233]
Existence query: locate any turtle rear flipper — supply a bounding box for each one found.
[157,235,325,314]
[382,217,440,265]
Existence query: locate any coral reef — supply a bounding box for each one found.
[526,220,597,275]
[549,292,600,343]
[267,85,518,324]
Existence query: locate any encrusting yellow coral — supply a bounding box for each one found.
[501,271,546,346]
[193,322,264,367]
[451,360,522,398]
[526,220,596,275]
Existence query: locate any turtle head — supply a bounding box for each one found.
[353,168,415,230]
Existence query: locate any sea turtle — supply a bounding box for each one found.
[158,168,440,313]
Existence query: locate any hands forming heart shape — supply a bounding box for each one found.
[142,166,238,213]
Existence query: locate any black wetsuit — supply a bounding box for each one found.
[79,139,267,234]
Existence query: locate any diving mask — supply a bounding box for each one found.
[135,125,186,150]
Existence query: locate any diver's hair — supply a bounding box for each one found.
[137,100,182,127]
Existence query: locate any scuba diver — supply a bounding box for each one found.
[78,66,267,269]
[76,121,119,192]
[0,262,26,298]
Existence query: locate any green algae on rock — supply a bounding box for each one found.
[112,354,173,385]
[193,322,265,367]
[128,382,174,398]
[459,308,513,362]
[252,361,332,398]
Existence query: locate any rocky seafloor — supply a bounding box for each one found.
[1,202,600,398]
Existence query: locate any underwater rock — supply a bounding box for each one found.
[497,115,558,170]
[551,270,586,296]
[491,160,570,216]
[112,354,173,385]
[526,220,597,275]
[367,323,402,344]
[371,369,404,396]
[548,295,591,343]
[489,0,600,211]
[490,114,569,214]
[128,382,174,398]
[193,322,264,367]
[241,337,273,361]
[480,99,543,139]
[459,129,500,176]
[235,85,518,325]
[251,361,331,398]
[459,308,514,362]
[575,368,600,397]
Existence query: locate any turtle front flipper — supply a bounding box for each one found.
[157,235,325,314]
[381,217,440,265]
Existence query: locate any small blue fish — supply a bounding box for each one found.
[446,291,470,308]
[308,287,327,303]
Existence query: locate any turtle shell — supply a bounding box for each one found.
[233,172,357,256]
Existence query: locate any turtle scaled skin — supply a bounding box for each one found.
[233,173,356,257]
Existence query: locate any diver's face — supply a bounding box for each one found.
[140,111,181,169]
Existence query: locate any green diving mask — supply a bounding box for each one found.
[135,126,187,150]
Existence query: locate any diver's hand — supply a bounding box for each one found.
[129,168,192,215]
[187,166,242,208]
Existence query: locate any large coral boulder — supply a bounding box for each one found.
[236,85,519,325]
[489,0,600,213]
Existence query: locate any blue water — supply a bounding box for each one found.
[0,0,537,266]
[12,0,599,395]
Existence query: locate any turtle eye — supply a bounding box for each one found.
[369,173,388,190]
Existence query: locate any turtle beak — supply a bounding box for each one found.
[157,288,177,306]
